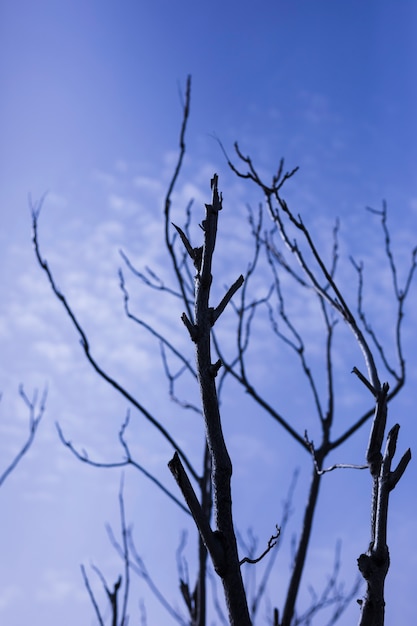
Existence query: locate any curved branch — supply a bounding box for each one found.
[31,204,198,483]
[164,75,194,323]
[239,526,280,566]
[56,415,191,515]
[119,268,197,380]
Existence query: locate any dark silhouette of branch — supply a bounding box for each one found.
[118,268,197,381]
[168,451,224,573]
[81,564,105,626]
[30,75,415,626]
[226,146,382,392]
[119,249,191,302]
[56,413,191,515]
[239,526,280,566]
[81,476,130,626]
[351,203,417,385]
[220,148,415,625]
[249,468,299,621]
[0,386,46,487]
[31,76,216,626]
[357,381,411,626]
[81,564,124,626]
[171,174,251,625]
[31,202,198,484]
[159,342,202,414]
[115,475,130,626]
[207,567,229,626]
[164,75,194,324]
[174,463,212,626]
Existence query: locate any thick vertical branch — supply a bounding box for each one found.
[280,459,323,626]
[357,383,411,626]
[176,174,251,625]
[194,175,250,625]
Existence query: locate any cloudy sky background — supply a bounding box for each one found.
[1,1,416,625]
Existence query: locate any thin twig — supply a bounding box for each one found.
[56,416,191,515]
[0,386,47,487]
[31,202,198,482]
[239,526,280,566]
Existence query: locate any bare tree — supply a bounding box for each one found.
[216,147,415,625]
[31,77,414,625]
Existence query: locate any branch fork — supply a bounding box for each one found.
[168,452,226,577]
[355,370,411,625]
[170,175,251,625]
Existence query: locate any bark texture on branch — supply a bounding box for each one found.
[357,382,411,626]
[171,175,251,625]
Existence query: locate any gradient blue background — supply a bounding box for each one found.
[1,2,416,624]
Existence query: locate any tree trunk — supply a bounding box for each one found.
[281,465,322,626]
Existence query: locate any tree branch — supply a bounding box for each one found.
[31,202,198,482]
[0,385,46,487]
[357,382,411,626]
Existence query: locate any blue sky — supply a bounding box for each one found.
[1,1,416,625]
